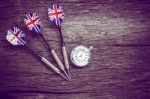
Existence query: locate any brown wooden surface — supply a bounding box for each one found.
[0,0,150,99]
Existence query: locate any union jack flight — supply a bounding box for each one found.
[24,13,41,33]
[6,27,26,46]
[48,4,64,26]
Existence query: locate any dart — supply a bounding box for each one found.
[24,13,70,80]
[48,4,70,79]
[6,27,70,81]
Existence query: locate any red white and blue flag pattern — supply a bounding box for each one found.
[6,27,26,46]
[24,13,41,33]
[48,4,64,26]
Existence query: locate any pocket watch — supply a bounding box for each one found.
[70,45,93,67]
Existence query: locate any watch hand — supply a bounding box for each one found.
[79,54,82,57]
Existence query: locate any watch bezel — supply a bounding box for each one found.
[70,45,91,67]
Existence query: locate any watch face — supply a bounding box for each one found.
[71,45,91,67]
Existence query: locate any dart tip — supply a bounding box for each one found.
[67,69,71,80]
[63,70,71,81]
[59,72,70,81]
[68,78,71,82]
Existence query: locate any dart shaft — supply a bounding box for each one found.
[39,33,65,71]
[40,33,52,51]
[25,43,42,58]
[58,26,64,46]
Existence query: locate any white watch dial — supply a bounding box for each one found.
[71,45,92,67]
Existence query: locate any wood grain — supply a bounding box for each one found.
[0,0,150,99]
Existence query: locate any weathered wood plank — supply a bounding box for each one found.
[0,0,150,98]
[1,46,150,97]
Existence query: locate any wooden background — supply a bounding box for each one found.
[0,0,150,99]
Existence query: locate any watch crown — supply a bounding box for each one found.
[89,46,93,51]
